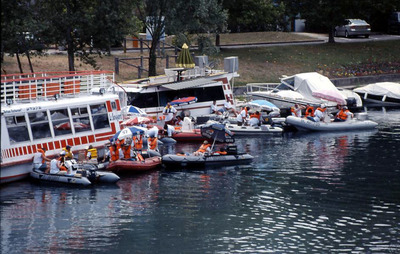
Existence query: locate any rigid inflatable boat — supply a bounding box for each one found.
[30,169,92,186]
[106,156,162,173]
[285,115,378,132]
[162,153,253,168]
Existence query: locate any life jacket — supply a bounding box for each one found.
[214,151,227,155]
[109,146,119,162]
[133,136,143,150]
[290,107,296,116]
[136,153,144,162]
[87,148,97,159]
[62,147,73,159]
[197,143,211,153]
[148,137,158,150]
[58,158,68,171]
[122,146,132,159]
[250,113,260,120]
[316,107,326,113]
[305,106,315,117]
[337,109,349,120]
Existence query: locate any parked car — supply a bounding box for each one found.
[388,12,400,34]
[335,19,371,38]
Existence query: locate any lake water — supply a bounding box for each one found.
[1,107,400,253]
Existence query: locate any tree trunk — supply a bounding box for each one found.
[328,26,336,43]
[148,39,158,76]
[16,52,23,73]
[26,51,34,73]
[216,34,220,46]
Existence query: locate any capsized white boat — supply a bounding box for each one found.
[353,82,400,106]
[285,115,378,132]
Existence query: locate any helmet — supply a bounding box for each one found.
[321,104,326,109]
[343,106,348,110]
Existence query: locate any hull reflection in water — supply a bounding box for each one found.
[1,108,400,253]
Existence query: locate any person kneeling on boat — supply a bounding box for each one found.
[33,147,52,173]
[193,140,212,156]
[50,152,68,174]
[334,106,354,122]
[307,104,327,122]
[164,124,176,137]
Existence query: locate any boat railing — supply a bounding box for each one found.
[1,70,115,104]
[246,83,279,94]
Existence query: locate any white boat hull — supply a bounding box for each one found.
[285,116,378,132]
[226,124,283,135]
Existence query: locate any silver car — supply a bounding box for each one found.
[335,19,371,38]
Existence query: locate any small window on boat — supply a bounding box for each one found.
[50,109,72,136]
[90,104,110,129]
[111,101,117,110]
[29,111,52,140]
[6,115,30,143]
[70,106,91,133]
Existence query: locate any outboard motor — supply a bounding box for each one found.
[346,97,357,108]
[226,145,238,155]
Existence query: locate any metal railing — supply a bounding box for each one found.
[246,83,279,94]
[1,71,115,104]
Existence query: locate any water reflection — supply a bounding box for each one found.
[1,108,400,253]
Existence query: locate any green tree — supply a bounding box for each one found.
[135,0,228,76]
[223,0,285,32]
[35,0,139,71]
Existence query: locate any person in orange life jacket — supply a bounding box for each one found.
[249,111,261,126]
[119,143,135,161]
[304,104,315,118]
[148,136,158,152]
[237,106,250,126]
[291,104,306,117]
[213,147,227,155]
[62,145,74,160]
[33,147,51,172]
[102,143,119,162]
[133,134,143,151]
[50,151,68,174]
[163,102,177,125]
[334,106,354,122]
[193,140,212,156]
[307,104,327,122]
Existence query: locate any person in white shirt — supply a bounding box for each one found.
[291,104,305,117]
[237,107,250,126]
[163,102,177,125]
[210,100,222,115]
[164,124,176,137]
[308,104,327,122]
[219,98,237,116]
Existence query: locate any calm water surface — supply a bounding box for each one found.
[1,108,400,253]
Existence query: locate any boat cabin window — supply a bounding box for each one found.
[128,86,225,108]
[51,109,72,136]
[90,104,110,129]
[5,115,30,143]
[70,106,91,133]
[111,101,117,110]
[275,78,294,91]
[29,111,52,140]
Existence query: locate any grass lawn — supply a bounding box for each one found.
[2,32,399,86]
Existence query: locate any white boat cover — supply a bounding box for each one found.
[353,82,400,99]
[287,72,347,102]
